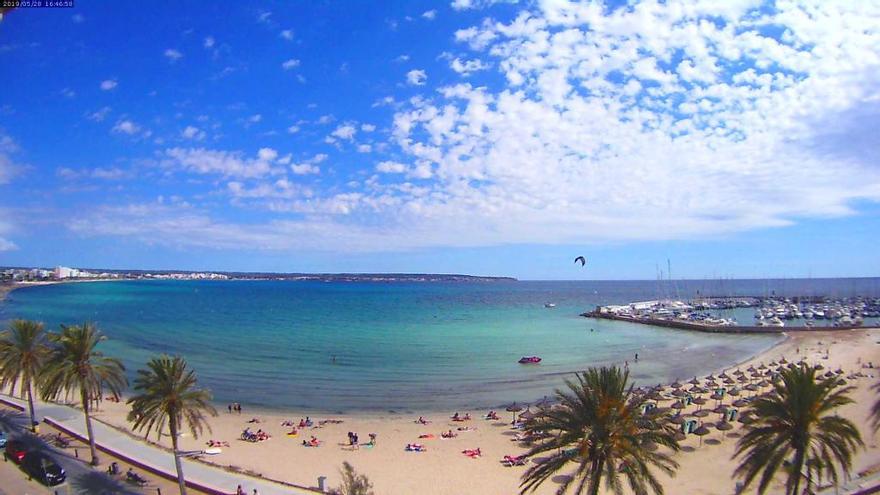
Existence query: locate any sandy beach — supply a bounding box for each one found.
[72,328,880,495]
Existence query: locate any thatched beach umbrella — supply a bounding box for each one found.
[694,423,712,447]
[745,383,759,392]
[671,381,683,389]
[519,409,536,421]
[716,420,733,439]
[674,431,686,442]
[692,409,710,418]
[506,403,523,423]
[758,363,767,370]
[779,357,788,364]
[689,377,700,385]
[692,397,707,406]
[706,374,716,381]
[667,415,686,425]
[728,388,741,397]
[732,398,749,408]
[672,389,687,398]
[671,401,686,411]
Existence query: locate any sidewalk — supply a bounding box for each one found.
[1,394,317,495]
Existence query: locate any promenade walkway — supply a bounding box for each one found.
[0,394,317,495]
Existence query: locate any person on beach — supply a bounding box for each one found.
[236,485,245,495]
[635,352,639,361]
[368,432,376,446]
[228,404,232,413]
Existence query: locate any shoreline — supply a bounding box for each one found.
[3,327,877,494]
[83,327,879,495]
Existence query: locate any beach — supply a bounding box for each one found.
[77,327,880,495]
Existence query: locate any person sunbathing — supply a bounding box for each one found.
[406,443,426,451]
[451,412,460,420]
[416,416,429,424]
[441,430,457,438]
[302,435,320,447]
[286,427,299,436]
[462,448,481,457]
[486,410,499,420]
[247,418,261,423]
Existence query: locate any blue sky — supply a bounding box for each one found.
[0,0,878,280]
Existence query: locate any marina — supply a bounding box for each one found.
[584,296,880,333]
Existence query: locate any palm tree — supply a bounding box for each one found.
[333,462,375,495]
[520,366,680,495]
[127,355,217,495]
[39,323,127,465]
[733,364,863,495]
[0,320,52,432]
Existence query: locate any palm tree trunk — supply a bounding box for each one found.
[588,457,605,495]
[169,418,186,495]
[81,388,99,466]
[170,420,188,495]
[789,449,805,495]
[25,378,37,432]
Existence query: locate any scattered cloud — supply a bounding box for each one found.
[357,144,372,153]
[449,57,489,75]
[181,125,206,140]
[287,125,300,134]
[163,147,285,179]
[406,69,427,86]
[422,10,437,20]
[203,36,215,48]
[281,58,301,70]
[164,48,183,62]
[60,87,76,98]
[100,79,117,91]
[331,124,357,140]
[361,124,376,132]
[111,120,140,135]
[280,29,294,40]
[87,106,112,122]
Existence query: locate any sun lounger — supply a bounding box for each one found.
[502,455,527,466]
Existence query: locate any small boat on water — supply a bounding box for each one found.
[544,303,556,308]
[519,356,542,364]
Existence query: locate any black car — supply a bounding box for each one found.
[22,451,66,486]
[4,439,27,463]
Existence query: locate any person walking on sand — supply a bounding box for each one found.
[236,485,245,495]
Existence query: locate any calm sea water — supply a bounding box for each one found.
[2,278,877,413]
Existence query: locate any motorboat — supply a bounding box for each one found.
[544,303,556,308]
[519,356,542,364]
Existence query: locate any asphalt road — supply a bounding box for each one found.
[0,408,143,495]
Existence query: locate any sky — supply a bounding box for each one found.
[0,0,878,280]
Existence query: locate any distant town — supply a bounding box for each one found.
[0,266,516,283]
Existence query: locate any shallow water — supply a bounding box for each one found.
[2,278,875,412]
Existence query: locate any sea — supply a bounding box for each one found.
[1,278,878,413]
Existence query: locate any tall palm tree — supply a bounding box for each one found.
[0,320,52,432]
[520,366,680,495]
[39,323,127,466]
[127,355,217,495]
[733,364,863,495]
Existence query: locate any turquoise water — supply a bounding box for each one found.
[4,279,873,413]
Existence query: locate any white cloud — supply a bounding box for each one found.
[422,10,437,20]
[280,29,294,40]
[451,0,516,11]
[248,114,262,123]
[281,58,300,70]
[0,133,21,185]
[60,87,76,98]
[164,48,183,62]
[331,124,357,140]
[164,147,284,179]
[203,36,215,48]
[100,79,117,91]
[87,107,112,122]
[287,125,301,134]
[111,120,140,135]
[450,57,490,75]
[357,144,372,153]
[257,147,278,162]
[376,161,407,173]
[361,124,376,132]
[406,69,427,86]
[291,163,320,175]
[181,125,206,140]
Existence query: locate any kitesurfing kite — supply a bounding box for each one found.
[574,256,586,266]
